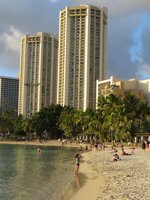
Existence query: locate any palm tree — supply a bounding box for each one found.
[23,117,33,141]
[13,114,25,136]
[58,107,75,138]
[123,94,146,135]
[98,94,122,141]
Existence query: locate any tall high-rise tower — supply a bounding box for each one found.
[57,4,107,110]
[18,32,58,116]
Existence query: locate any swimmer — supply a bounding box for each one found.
[37,147,41,152]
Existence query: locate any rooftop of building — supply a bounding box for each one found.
[21,32,58,39]
[0,75,19,80]
[61,4,107,12]
[97,76,150,84]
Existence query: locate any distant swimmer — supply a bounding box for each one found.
[37,147,41,152]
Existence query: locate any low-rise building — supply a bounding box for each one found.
[96,76,150,106]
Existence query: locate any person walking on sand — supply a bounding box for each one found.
[74,154,81,175]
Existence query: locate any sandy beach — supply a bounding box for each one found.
[70,146,150,200]
[1,141,150,199]
[70,151,105,200]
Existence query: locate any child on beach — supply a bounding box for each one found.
[112,153,120,161]
[74,154,81,175]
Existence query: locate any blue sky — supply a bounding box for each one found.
[0,0,150,80]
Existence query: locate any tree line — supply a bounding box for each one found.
[0,93,150,142]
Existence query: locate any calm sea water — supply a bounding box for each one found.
[0,144,77,200]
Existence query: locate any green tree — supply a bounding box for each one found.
[1,109,17,135]
[13,114,26,136]
[58,107,76,138]
[98,94,122,141]
[123,93,150,134]
[23,117,33,141]
[31,104,64,139]
[97,93,150,141]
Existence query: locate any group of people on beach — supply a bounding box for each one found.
[74,140,150,180]
[111,144,135,161]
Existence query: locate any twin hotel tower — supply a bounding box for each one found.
[18,4,108,116]
[2,4,149,117]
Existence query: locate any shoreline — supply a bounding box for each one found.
[0,140,78,148]
[62,146,150,200]
[66,151,105,200]
[72,147,150,200]
[0,140,105,199]
[2,141,150,199]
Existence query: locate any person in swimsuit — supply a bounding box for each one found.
[121,147,131,155]
[74,154,81,175]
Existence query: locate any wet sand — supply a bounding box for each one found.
[61,150,105,200]
[70,151,105,200]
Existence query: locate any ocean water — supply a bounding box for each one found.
[0,144,77,200]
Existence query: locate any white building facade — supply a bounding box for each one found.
[18,32,58,116]
[57,4,108,110]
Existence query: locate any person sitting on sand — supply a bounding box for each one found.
[112,153,120,161]
[74,154,81,175]
[121,147,131,156]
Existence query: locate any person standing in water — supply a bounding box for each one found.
[74,154,81,175]
[37,147,41,153]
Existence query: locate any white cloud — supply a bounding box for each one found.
[73,0,150,15]
[49,0,59,3]
[0,26,23,53]
[136,63,150,79]
[0,0,150,79]
[129,14,150,80]
[140,64,150,75]
[0,26,23,76]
